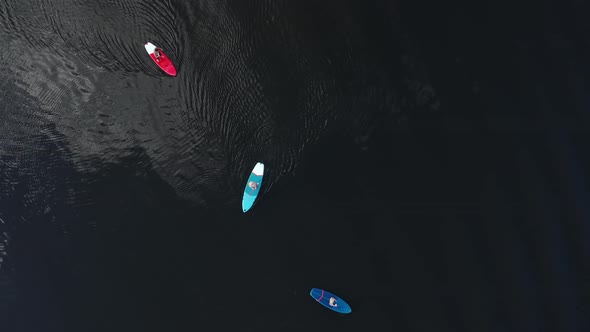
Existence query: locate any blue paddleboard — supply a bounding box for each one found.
[309,288,352,314]
[242,162,264,213]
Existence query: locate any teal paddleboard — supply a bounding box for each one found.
[242,162,264,213]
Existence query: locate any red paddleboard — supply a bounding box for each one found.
[144,42,177,76]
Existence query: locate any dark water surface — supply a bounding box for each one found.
[1,0,589,331]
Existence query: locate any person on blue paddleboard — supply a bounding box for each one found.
[329,297,338,307]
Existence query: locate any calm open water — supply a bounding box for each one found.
[1,0,589,331]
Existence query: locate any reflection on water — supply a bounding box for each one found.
[0,0,429,206]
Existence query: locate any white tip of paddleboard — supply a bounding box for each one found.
[144,42,156,54]
[253,162,264,176]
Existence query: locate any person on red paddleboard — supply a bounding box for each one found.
[154,48,162,62]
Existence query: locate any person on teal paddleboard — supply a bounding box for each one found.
[242,162,264,213]
[248,181,259,191]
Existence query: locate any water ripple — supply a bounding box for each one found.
[0,0,415,207]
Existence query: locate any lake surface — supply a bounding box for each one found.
[0,0,588,331]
